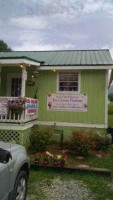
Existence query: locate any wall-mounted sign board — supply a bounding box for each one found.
[47,93,87,112]
[26,98,38,115]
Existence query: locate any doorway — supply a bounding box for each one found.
[7,73,22,97]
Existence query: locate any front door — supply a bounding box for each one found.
[7,74,22,97]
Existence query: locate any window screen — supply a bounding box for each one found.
[59,72,79,92]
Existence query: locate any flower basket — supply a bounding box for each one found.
[7,98,26,115]
[9,106,24,115]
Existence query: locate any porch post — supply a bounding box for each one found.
[21,66,27,97]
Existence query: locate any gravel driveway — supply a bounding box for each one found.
[27,177,91,200]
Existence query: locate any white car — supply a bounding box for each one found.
[0,142,30,200]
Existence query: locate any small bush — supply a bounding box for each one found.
[30,125,54,152]
[94,133,112,151]
[69,130,112,156]
[69,130,93,156]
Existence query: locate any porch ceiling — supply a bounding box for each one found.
[0,56,42,67]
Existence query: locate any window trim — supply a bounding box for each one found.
[57,71,81,93]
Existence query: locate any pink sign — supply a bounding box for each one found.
[47,93,87,112]
[0,98,8,115]
[26,98,38,115]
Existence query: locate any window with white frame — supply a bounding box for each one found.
[11,77,22,97]
[58,72,79,92]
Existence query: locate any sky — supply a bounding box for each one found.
[0,0,113,56]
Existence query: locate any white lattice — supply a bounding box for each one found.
[0,128,32,147]
[0,130,20,143]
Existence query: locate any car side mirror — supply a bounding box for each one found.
[0,148,12,164]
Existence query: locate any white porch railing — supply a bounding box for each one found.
[0,97,38,124]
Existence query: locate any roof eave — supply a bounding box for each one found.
[0,58,41,66]
[39,65,113,70]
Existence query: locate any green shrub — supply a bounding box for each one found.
[69,130,112,156]
[30,125,54,152]
[69,130,93,156]
[94,133,112,151]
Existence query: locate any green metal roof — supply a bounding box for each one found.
[0,49,112,66]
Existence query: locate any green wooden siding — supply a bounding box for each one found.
[37,70,106,125]
[0,67,106,125]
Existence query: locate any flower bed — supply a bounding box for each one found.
[30,150,112,176]
[35,151,66,167]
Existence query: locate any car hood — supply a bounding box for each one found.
[0,141,24,153]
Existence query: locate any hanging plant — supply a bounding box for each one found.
[27,75,35,86]
[7,97,26,114]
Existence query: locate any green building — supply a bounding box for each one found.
[0,49,113,144]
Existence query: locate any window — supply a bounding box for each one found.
[11,78,22,97]
[58,72,79,92]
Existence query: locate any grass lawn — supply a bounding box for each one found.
[27,104,113,200]
[28,149,113,200]
[28,164,113,200]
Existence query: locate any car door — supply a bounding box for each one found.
[0,163,10,200]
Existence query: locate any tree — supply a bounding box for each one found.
[0,40,12,52]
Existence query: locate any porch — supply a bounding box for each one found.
[0,56,40,125]
[0,97,38,124]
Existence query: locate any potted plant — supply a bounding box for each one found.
[43,156,50,165]
[60,153,66,167]
[56,155,62,165]
[52,157,59,166]
[35,153,42,165]
[60,156,65,167]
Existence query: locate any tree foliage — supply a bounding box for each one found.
[0,40,12,52]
